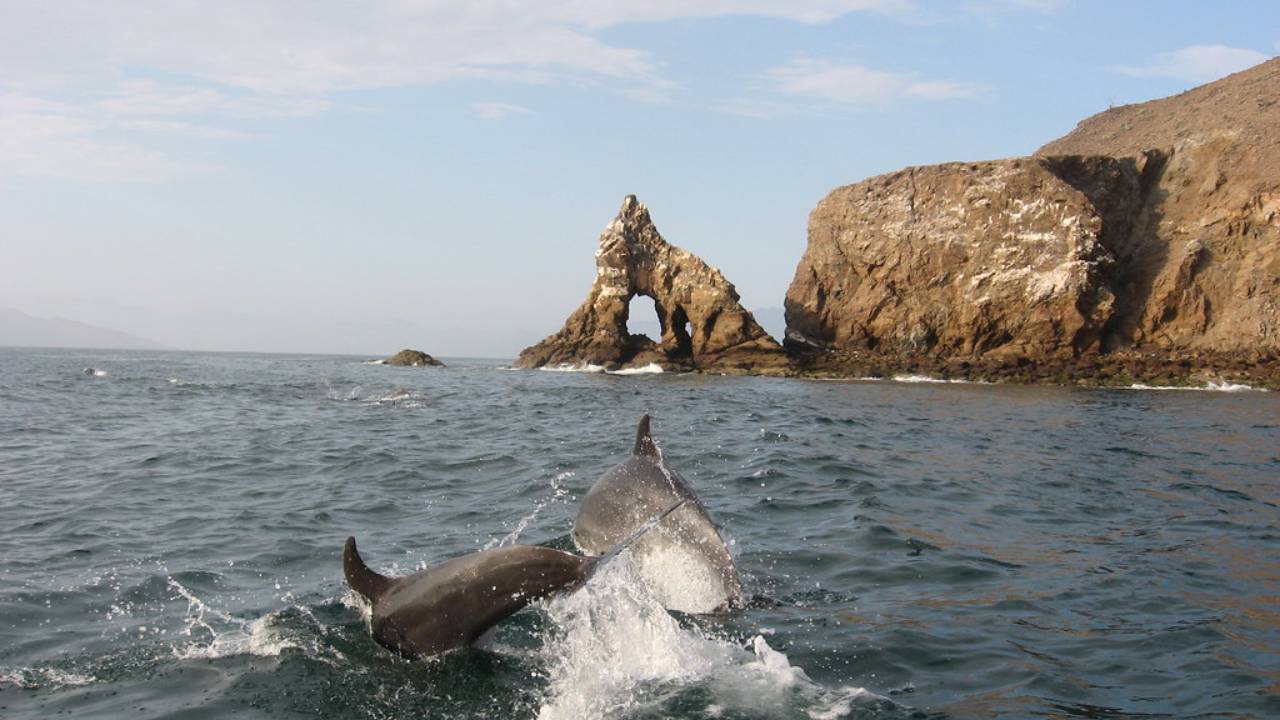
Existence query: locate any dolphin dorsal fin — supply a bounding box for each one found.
[633,414,660,458]
[344,537,394,602]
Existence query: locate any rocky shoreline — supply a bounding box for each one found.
[787,346,1279,390]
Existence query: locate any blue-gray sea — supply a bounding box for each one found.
[2,347,1278,719]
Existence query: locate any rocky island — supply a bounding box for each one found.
[787,57,1279,386]
[519,59,1279,387]
[382,349,445,367]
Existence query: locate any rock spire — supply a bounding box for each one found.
[516,196,787,374]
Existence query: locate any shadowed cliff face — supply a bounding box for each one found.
[1038,58,1280,356]
[785,58,1280,381]
[515,196,787,374]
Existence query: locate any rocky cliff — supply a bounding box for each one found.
[516,196,787,374]
[1037,58,1280,359]
[785,59,1280,386]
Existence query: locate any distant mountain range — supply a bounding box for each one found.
[0,307,167,350]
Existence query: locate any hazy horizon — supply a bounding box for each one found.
[3,2,1277,357]
[0,303,789,358]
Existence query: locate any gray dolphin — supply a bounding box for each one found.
[572,414,745,613]
[344,539,591,659]
[344,500,684,659]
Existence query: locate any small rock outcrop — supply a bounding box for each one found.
[383,349,444,367]
[785,58,1280,386]
[516,196,787,373]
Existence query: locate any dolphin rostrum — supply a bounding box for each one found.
[572,414,745,613]
[344,500,685,659]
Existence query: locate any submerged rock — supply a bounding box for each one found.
[383,349,444,367]
[516,195,788,374]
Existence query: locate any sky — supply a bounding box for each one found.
[1,1,1276,357]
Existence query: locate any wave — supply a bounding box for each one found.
[609,363,665,375]
[891,374,989,384]
[539,363,608,373]
[324,381,428,407]
[539,362,667,375]
[367,389,427,408]
[1125,381,1266,392]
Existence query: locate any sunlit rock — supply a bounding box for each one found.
[516,196,788,374]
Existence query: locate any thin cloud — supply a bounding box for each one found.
[987,0,1065,12]
[99,80,330,119]
[472,102,534,120]
[766,58,979,105]
[712,98,793,118]
[548,0,918,27]
[0,112,204,182]
[0,2,930,180]
[0,3,920,100]
[963,0,1065,16]
[1113,44,1269,84]
[122,119,258,141]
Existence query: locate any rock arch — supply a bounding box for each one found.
[515,196,787,373]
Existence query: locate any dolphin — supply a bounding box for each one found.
[572,414,745,613]
[344,540,591,659]
[344,501,685,659]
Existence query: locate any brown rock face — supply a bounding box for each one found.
[1037,58,1280,356]
[786,58,1280,384]
[786,158,1119,361]
[384,349,444,367]
[516,196,786,373]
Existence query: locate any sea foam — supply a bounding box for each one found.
[1125,381,1265,392]
[534,554,877,720]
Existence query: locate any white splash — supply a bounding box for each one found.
[608,363,665,375]
[891,374,974,384]
[167,578,324,660]
[540,363,608,373]
[366,389,426,408]
[630,532,734,614]
[172,613,303,660]
[535,556,877,720]
[0,666,96,689]
[1125,381,1265,392]
[483,471,574,550]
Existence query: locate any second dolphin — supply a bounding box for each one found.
[572,414,745,613]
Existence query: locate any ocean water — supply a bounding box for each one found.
[1,348,1277,720]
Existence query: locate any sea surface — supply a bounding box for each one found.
[1,347,1278,720]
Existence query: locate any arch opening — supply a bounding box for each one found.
[625,295,662,340]
[671,306,694,358]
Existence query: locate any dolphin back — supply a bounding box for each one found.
[574,415,746,613]
[344,536,394,603]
